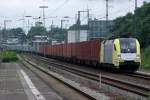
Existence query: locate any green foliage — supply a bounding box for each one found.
[113,2,150,48]
[27,26,67,42]
[142,46,150,70]
[113,13,134,35]
[69,24,88,30]
[1,28,26,43]
[27,26,47,39]
[10,28,25,36]
[0,50,18,62]
[148,95,150,100]
[10,28,26,43]
[48,27,67,41]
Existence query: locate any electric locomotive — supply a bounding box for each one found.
[100,38,141,72]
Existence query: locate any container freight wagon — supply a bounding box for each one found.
[75,40,101,65]
[39,40,102,64]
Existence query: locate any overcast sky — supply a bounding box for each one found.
[0,0,149,31]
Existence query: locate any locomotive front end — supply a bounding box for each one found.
[117,38,141,72]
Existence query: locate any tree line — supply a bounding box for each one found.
[112,1,150,48]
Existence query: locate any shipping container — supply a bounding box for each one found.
[74,40,102,62]
[66,43,72,58]
[59,44,63,57]
[63,44,66,57]
[90,40,101,61]
[39,39,103,63]
[71,43,76,58]
[76,41,91,60]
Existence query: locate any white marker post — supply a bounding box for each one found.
[99,73,102,89]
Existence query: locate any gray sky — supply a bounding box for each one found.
[0,0,150,31]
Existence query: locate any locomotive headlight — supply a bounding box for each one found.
[118,54,121,59]
[135,54,141,62]
[118,54,124,62]
[136,54,140,59]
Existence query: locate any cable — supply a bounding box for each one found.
[95,7,132,20]
[49,0,70,15]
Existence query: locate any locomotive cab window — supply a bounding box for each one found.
[120,38,136,53]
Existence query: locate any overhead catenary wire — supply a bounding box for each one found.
[48,0,70,16]
[96,7,135,20]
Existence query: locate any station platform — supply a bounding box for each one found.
[0,63,63,100]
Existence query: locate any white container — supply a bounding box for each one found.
[67,30,88,43]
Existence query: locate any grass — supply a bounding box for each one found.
[0,50,18,63]
[141,46,150,70]
[148,95,150,100]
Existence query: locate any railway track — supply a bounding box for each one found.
[19,55,108,100]
[25,54,150,98]
[126,72,150,80]
[135,71,150,79]
[30,54,150,81]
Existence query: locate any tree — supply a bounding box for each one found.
[48,27,67,42]
[113,13,134,36]
[10,27,26,36]
[2,28,26,44]
[112,2,150,47]
[69,24,88,30]
[27,26,47,39]
[140,15,150,46]
[11,28,26,43]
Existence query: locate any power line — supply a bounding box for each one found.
[45,16,57,20]
[49,0,70,15]
[96,7,132,20]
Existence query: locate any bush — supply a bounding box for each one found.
[142,46,150,70]
[148,95,150,100]
[0,50,18,63]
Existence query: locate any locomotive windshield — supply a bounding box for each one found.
[120,38,136,53]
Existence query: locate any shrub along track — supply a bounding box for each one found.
[24,54,150,98]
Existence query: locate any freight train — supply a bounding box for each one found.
[11,37,141,72]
